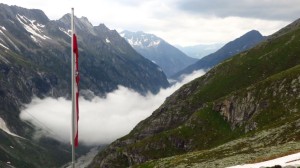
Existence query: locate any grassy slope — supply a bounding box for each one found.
[137,64,300,167]
[134,19,300,159]
[90,19,300,167]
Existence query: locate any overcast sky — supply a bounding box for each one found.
[1,0,299,46]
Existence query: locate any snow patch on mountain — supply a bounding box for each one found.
[0,30,10,50]
[59,27,71,37]
[0,54,10,64]
[1,26,6,31]
[148,40,161,47]
[127,37,160,48]
[121,31,162,48]
[0,117,20,137]
[0,29,5,35]
[3,33,20,52]
[0,26,20,51]
[105,38,111,43]
[0,42,9,50]
[127,37,142,47]
[120,32,125,37]
[30,35,38,43]
[16,14,51,41]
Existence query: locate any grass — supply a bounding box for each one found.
[189,27,300,105]
[92,19,300,168]
[134,64,300,168]
[126,104,243,165]
[136,122,300,168]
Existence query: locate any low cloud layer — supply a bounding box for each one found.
[20,70,205,145]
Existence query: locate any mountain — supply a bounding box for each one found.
[0,3,169,167]
[172,30,265,79]
[120,30,198,77]
[56,17,169,94]
[176,43,224,59]
[0,4,169,96]
[89,18,300,167]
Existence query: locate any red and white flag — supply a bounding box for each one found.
[73,33,79,147]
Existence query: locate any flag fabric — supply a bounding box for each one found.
[73,33,79,147]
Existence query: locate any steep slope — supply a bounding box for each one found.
[55,16,169,94]
[138,64,300,167]
[172,30,265,79]
[120,30,198,77]
[89,19,300,167]
[0,3,169,167]
[0,3,169,131]
[0,130,71,168]
[0,3,169,96]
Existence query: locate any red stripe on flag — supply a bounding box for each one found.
[73,34,79,147]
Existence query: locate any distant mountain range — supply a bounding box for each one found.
[89,18,300,168]
[176,43,224,59]
[173,30,265,79]
[0,3,169,167]
[120,30,198,77]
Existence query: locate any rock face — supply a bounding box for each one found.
[0,3,169,97]
[120,30,198,77]
[89,19,300,167]
[214,69,300,133]
[172,30,265,79]
[144,65,300,168]
[213,93,259,130]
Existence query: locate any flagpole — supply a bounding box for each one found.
[71,7,76,168]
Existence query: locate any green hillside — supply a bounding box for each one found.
[137,63,300,167]
[89,18,300,167]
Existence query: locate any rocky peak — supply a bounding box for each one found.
[76,16,95,34]
[58,14,95,34]
[57,13,71,25]
[94,23,111,34]
[121,30,162,48]
[0,3,49,25]
[79,16,93,28]
[94,24,122,45]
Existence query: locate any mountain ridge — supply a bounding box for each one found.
[172,30,265,79]
[89,18,300,168]
[0,3,169,167]
[121,30,198,77]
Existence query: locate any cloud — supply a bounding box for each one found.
[148,16,287,46]
[20,70,205,146]
[177,0,300,21]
